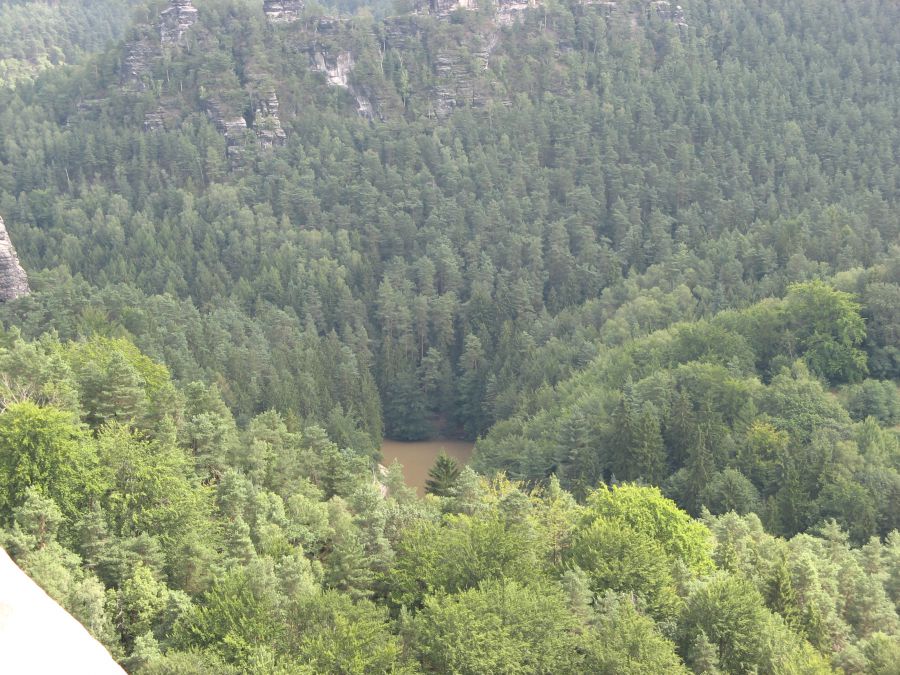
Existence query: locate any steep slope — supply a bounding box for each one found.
[0,0,898,444]
[0,0,143,86]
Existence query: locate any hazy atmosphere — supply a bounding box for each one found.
[0,0,899,672]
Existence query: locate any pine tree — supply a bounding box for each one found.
[765,553,801,631]
[425,452,462,497]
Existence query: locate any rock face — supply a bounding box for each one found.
[383,16,423,52]
[160,0,199,46]
[429,0,476,17]
[0,216,30,302]
[581,0,617,15]
[312,50,354,88]
[254,91,287,147]
[308,42,376,119]
[649,1,687,26]
[123,0,198,88]
[122,39,155,89]
[264,0,303,23]
[143,108,166,132]
[495,0,536,26]
[205,100,249,161]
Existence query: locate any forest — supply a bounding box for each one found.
[0,0,898,671]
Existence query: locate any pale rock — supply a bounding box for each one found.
[160,0,199,46]
[264,0,303,23]
[254,91,288,147]
[312,50,354,88]
[0,215,29,302]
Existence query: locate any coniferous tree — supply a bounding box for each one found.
[425,452,462,497]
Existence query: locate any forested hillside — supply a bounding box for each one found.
[1,329,897,671]
[0,0,144,86]
[0,0,899,671]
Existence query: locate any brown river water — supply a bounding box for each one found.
[380,439,475,496]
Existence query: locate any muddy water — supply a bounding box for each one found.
[380,439,475,496]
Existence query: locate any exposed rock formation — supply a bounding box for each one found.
[122,39,155,89]
[160,0,199,46]
[495,0,537,26]
[253,91,287,147]
[649,1,687,26]
[313,16,343,33]
[123,0,198,89]
[429,0,476,17]
[309,49,375,119]
[0,216,30,302]
[383,16,423,52]
[312,50,354,88]
[143,108,166,132]
[429,34,493,118]
[222,116,248,159]
[581,0,617,15]
[355,95,375,119]
[264,0,303,23]
[205,100,249,160]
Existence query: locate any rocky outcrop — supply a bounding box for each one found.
[0,216,30,302]
[309,47,376,119]
[312,50,354,88]
[313,16,344,34]
[122,39,155,89]
[648,1,687,26]
[495,0,537,26]
[429,0,477,17]
[123,0,198,89]
[429,32,494,118]
[264,0,303,23]
[432,50,472,118]
[143,107,167,132]
[205,100,249,160]
[253,91,287,147]
[581,0,617,15]
[383,16,424,52]
[160,0,199,46]
[222,116,249,160]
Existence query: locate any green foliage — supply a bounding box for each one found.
[407,578,581,674]
[177,565,284,667]
[679,573,831,674]
[582,594,689,674]
[424,451,461,497]
[783,282,868,383]
[0,0,140,86]
[0,401,100,520]
[94,423,215,576]
[843,379,900,425]
[1,0,900,671]
[284,591,409,674]
[584,484,715,575]
[567,517,681,620]
[389,509,544,608]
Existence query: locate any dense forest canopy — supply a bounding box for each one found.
[0,0,898,671]
[0,0,145,86]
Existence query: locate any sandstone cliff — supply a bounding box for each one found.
[0,216,29,302]
[254,91,288,148]
[264,0,303,23]
[120,0,681,166]
[160,0,199,46]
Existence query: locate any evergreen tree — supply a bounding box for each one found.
[425,452,461,497]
